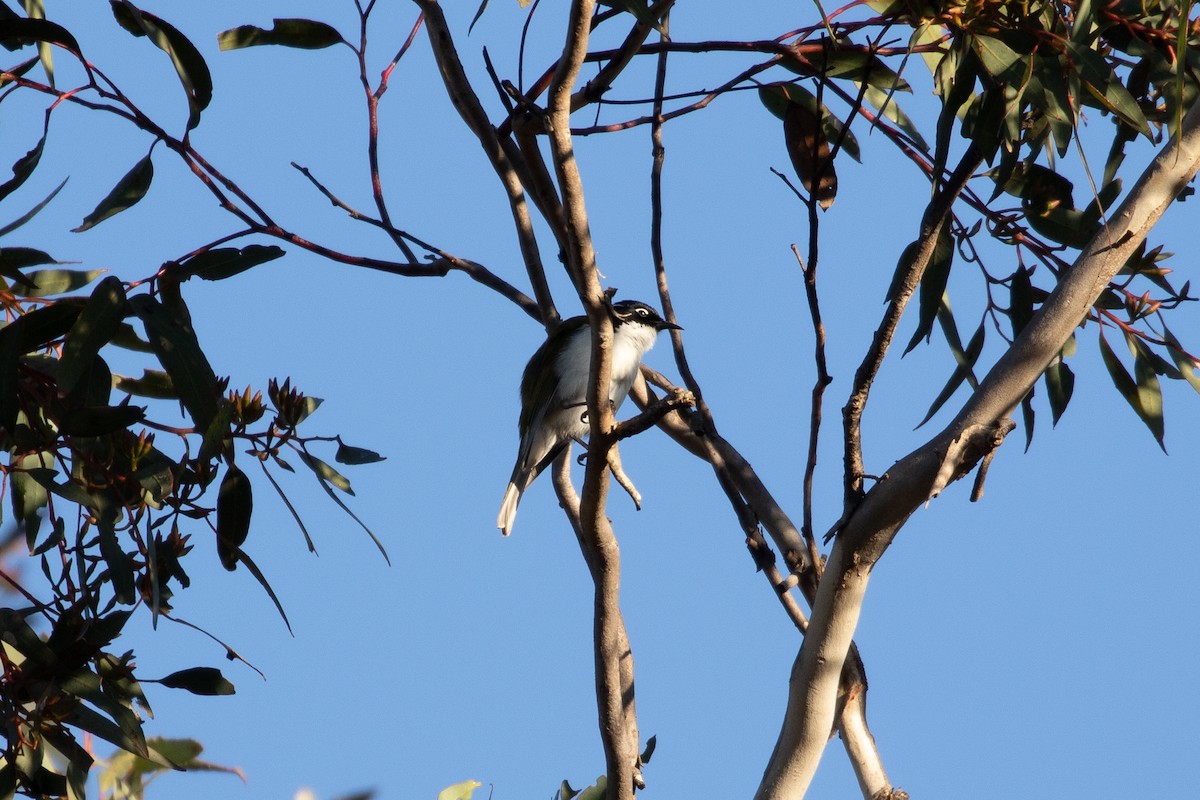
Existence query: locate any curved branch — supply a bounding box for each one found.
[756,97,1200,800]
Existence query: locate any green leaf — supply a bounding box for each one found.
[99,513,136,604]
[231,547,292,634]
[72,151,154,232]
[217,18,345,51]
[61,702,150,760]
[0,246,58,289]
[437,780,483,800]
[1129,333,1166,449]
[0,123,48,203]
[1044,359,1075,425]
[130,295,220,433]
[781,46,910,91]
[115,369,176,399]
[58,276,129,395]
[335,442,387,465]
[157,667,236,696]
[300,452,390,564]
[298,451,353,494]
[972,33,1026,83]
[1065,41,1151,137]
[863,84,928,150]
[0,176,67,237]
[1098,330,1165,450]
[758,84,861,162]
[0,298,85,354]
[14,268,106,298]
[1162,324,1200,394]
[918,318,984,427]
[933,47,978,181]
[110,1,212,130]
[216,465,252,571]
[10,449,52,535]
[174,245,284,281]
[903,225,953,354]
[1009,264,1035,337]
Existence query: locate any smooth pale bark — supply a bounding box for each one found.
[757,101,1200,799]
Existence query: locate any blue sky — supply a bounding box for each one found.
[4,2,1200,799]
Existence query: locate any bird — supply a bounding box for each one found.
[496,299,681,536]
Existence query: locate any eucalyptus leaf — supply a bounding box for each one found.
[335,442,387,465]
[130,295,220,433]
[15,268,105,298]
[58,276,129,395]
[217,18,346,51]
[72,152,153,232]
[110,1,212,130]
[158,667,236,696]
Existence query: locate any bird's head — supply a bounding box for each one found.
[610,299,682,332]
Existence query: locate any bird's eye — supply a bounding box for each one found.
[637,308,648,316]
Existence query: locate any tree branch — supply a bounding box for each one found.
[756,98,1200,800]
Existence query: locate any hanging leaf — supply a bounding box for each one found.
[58,276,129,395]
[1162,324,1200,394]
[110,1,212,130]
[130,295,220,433]
[0,176,67,237]
[1044,358,1075,425]
[1065,41,1151,137]
[783,96,837,209]
[217,18,345,51]
[72,151,154,232]
[863,84,928,150]
[298,451,354,495]
[98,514,136,604]
[216,465,252,571]
[903,225,954,353]
[1098,330,1166,450]
[0,123,49,203]
[917,319,985,427]
[1009,264,1035,337]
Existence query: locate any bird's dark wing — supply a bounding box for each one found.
[517,315,587,438]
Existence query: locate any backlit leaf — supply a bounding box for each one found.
[903,225,953,353]
[158,667,236,696]
[59,276,129,395]
[174,245,284,281]
[131,295,220,433]
[437,780,483,800]
[783,96,837,209]
[15,268,105,298]
[217,18,345,50]
[1044,359,1075,425]
[72,151,154,232]
[1099,330,1165,450]
[335,442,387,465]
[111,1,212,130]
[216,465,252,571]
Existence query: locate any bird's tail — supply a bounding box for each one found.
[497,480,523,536]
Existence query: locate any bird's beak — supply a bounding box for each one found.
[657,320,683,332]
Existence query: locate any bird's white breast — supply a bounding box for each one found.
[555,321,659,412]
